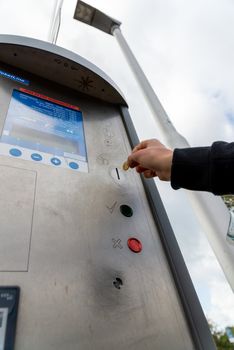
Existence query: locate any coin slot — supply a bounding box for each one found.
[116,168,120,180]
[110,167,126,185]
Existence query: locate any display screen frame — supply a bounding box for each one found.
[0,88,88,172]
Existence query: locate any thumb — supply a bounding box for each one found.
[128,150,144,168]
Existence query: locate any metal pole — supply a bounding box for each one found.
[48,0,64,44]
[112,26,189,148]
[112,25,234,292]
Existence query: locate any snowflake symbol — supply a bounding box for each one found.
[77,76,94,91]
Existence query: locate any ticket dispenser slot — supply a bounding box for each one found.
[0,35,215,350]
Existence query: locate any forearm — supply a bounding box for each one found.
[171,141,234,195]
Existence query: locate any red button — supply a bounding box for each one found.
[127,238,142,253]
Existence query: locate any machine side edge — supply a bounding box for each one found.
[119,105,216,350]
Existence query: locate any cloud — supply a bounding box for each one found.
[106,0,234,145]
[187,232,234,329]
[0,0,53,39]
[209,279,234,329]
[226,112,234,124]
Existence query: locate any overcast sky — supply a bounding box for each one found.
[0,0,234,330]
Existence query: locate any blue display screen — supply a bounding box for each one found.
[0,89,88,172]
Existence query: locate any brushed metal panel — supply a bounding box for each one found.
[0,165,36,271]
[0,75,195,349]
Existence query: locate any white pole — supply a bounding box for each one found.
[112,26,189,148]
[48,0,64,44]
[112,25,234,291]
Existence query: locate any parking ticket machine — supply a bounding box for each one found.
[0,35,215,350]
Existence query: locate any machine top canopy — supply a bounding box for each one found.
[0,35,127,106]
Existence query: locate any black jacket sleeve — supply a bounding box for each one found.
[171,141,234,195]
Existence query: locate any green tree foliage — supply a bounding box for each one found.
[209,321,234,350]
[222,195,234,210]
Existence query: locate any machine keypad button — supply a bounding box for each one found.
[31,153,42,161]
[9,148,22,157]
[128,238,142,253]
[51,157,61,166]
[69,162,79,170]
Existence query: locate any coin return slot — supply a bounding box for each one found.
[113,277,123,290]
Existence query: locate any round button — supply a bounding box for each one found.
[51,157,61,166]
[120,205,133,217]
[69,161,79,170]
[9,148,22,157]
[31,153,42,161]
[127,238,142,253]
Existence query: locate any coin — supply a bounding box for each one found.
[122,161,129,171]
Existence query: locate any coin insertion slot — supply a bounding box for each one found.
[116,168,120,180]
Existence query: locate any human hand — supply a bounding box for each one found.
[127,139,173,181]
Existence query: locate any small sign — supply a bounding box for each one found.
[0,287,20,350]
[0,70,29,85]
[226,327,234,344]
